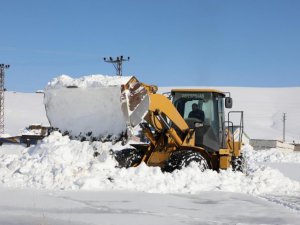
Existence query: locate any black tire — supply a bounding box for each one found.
[164,150,209,173]
[232,154,246,173]
[113,148,144,168]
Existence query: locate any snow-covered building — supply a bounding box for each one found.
[250,139,295,152]
[294,144,300,152]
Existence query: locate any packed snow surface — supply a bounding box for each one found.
[44,75,133,140]
[0,132,299,197]
[1,188,300,225]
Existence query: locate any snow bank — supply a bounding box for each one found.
[0,132,299,196]
[44,75,133,141]
[244,146,300,163]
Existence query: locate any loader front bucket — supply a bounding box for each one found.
[121,77,150,128]
[44,75,150,141]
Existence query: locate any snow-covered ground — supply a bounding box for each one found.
[1,79,300,224]
[0,137,300,224]
[0,188,299,225]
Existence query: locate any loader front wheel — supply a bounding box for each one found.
[113,148,144,168]
[164,150,209,173]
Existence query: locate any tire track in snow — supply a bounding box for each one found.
[260,194,300,212]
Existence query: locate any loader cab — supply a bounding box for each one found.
[171,89,229,153]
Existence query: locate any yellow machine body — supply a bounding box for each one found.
[121,78,243,171]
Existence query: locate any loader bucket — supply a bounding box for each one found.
[44,75,150,141]
[121,77,150,128]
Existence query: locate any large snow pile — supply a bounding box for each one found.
[46,74,133,89]
[4,92,49,136]
[44,75,133,141]
[0,132,299,196]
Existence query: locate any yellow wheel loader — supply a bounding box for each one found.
[44,75,244,172]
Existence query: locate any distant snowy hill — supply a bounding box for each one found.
[4,86,300,142]
[160,87,300,142]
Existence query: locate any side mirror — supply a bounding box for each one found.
[225,97,233,108]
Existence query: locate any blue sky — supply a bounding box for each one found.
[1,0,300,92]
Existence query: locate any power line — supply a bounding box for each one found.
[282,113,286,142]
[0,64,10,134]
[103,56,130,76]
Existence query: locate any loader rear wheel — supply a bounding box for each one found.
[232,154,246,173]
[113,148,144,168]
[164,150,209,173]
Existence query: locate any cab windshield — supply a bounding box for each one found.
[172,91,225,151]
[173,92,217,126]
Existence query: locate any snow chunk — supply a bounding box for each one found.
[44,74,133,140]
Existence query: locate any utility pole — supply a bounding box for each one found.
[283,113,286,142]
[0,64,9,134]
[103,56,130,76]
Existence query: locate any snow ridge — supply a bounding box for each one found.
[45,74,133,90]
[245,147,300,163]
[0,132,299,196]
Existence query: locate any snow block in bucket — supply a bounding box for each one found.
[44,75,136,141]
